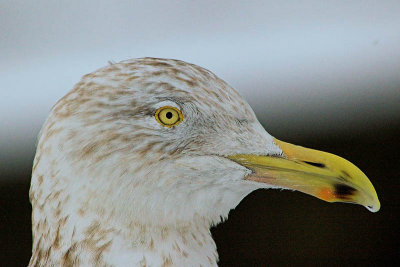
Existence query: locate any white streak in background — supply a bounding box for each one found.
[1,0,400,180]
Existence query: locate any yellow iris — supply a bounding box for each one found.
[155,106,183,127]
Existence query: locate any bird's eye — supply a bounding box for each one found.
[155,106,183,127]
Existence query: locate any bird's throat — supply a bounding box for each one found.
[108,222,219,266]
[30,218,219,266]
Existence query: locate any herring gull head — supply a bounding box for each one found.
[29,58,379,266]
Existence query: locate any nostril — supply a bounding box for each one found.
[303,161,326,168]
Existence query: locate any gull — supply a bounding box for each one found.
[29,57,380,266]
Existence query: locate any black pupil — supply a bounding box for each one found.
[166,112,173,119]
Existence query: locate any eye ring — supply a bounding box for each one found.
[155,106,183,127]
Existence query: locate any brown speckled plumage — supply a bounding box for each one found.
[29,57,283,266]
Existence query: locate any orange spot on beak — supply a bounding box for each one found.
[318,188,335,202]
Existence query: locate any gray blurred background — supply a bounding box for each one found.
[1,1,399,266]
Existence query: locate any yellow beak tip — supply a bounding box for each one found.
[366,200,381,213]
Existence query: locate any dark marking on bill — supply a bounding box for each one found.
[341,170,351,178]
[334,184,356,199]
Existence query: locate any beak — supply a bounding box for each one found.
[227,138,380,212]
